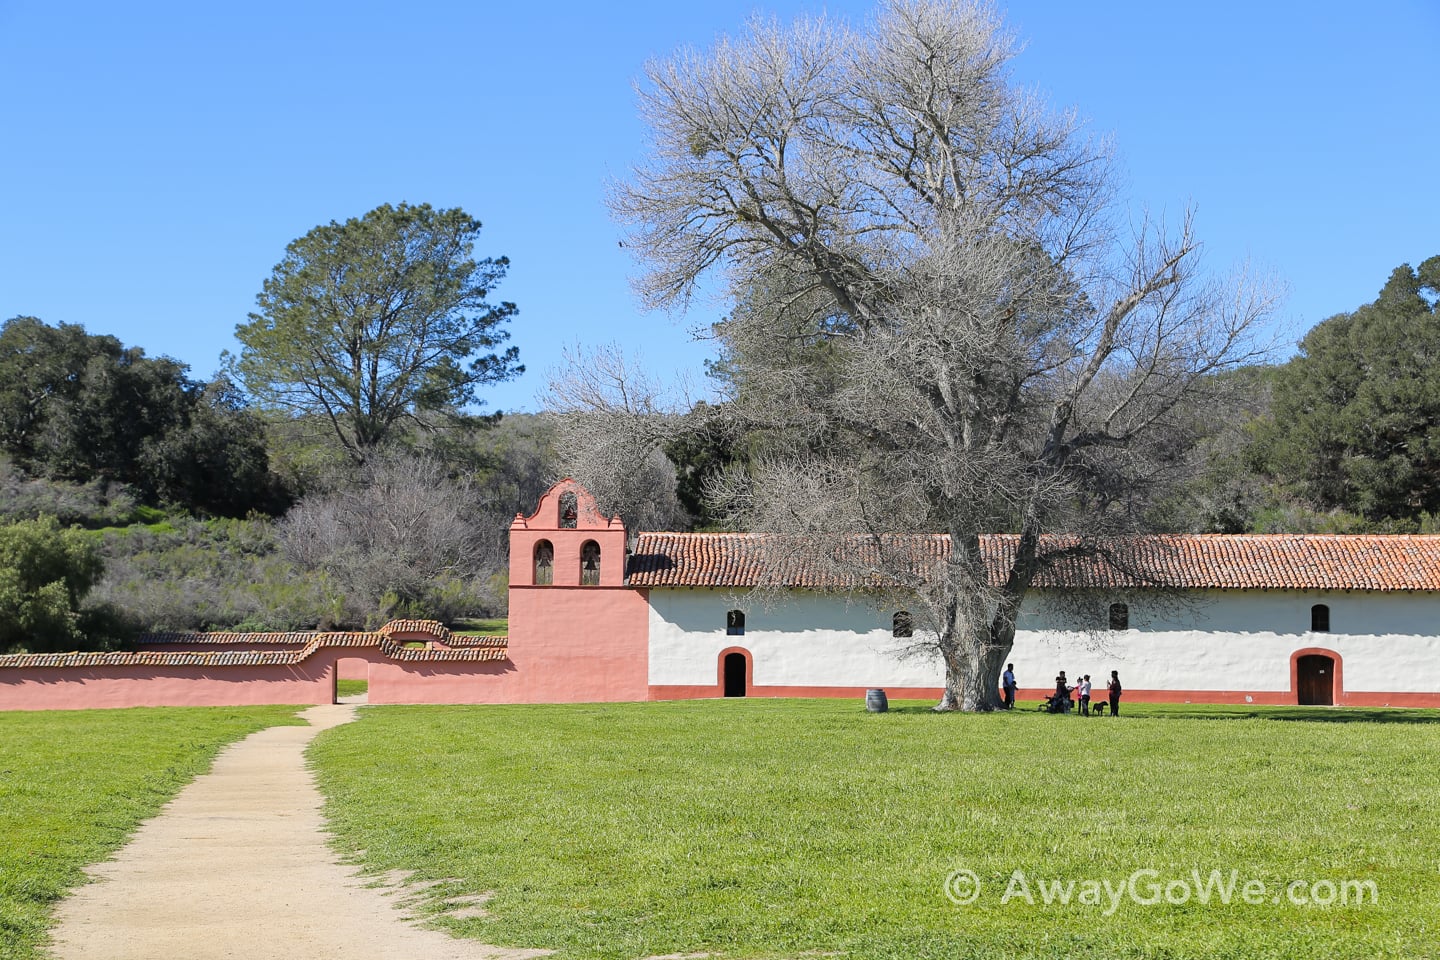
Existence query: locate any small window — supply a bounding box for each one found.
[559,491,578,529]
[1311,603,1330,632]
[726,609,746,636]
[893,611,913,638]
[533,540,554,586]
[1108,602,1129,631]
[580,540,600,586]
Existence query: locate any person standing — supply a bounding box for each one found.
[1002,663,1017,710]
[1107,670,1122,716]
[1077,674,1092,716]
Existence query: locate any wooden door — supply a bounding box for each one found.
[1297,654,1334,705]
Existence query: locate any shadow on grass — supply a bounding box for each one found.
[1139,705,1440,724]
[874,700,1440,724]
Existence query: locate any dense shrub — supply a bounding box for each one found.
[90,517,350,632]
[0,457,142,527]
[0,516,112,653]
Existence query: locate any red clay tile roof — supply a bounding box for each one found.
[1,620,507,670]
[625,532,1440,592]
[141,631,320,646]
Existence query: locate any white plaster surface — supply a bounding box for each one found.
[648,590,940,687]
[647,588,1440,693]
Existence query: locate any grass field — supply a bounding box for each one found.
[450,617,508,637]
[310,699,1440,960]
[337,679,369,698]
[0,705,304,960]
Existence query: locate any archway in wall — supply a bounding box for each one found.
[1296,654,1335,706]
[723,652,748,698]
[335,657,370,704]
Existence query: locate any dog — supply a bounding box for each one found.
[1091,700,1108,716]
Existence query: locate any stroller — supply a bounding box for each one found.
[1038,689,1073,713]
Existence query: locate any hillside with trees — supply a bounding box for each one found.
[2,208,1433,655]
[0,202,546,651]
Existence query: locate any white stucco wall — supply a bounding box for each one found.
[647,590,941,688]
[647,588,1440,694]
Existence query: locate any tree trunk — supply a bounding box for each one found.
[932,648,964,711]
[931,562,1013,712]
[963,639,1010,712]
[932,623,1011,711]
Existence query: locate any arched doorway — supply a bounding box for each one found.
[1296,654,1335,705]
[723,652,748,698]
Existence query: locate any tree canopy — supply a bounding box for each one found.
[0,317,280,517]
[0,516,105,653]
[1258,256,1440,523]
[558,0,1278,710]
[233,202,522,462]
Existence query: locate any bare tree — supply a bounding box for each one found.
[569,0,1279,710]
[278,455,490,626]
[544,345,690,538]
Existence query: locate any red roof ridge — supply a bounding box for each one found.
[625,531,1440,592]
[2,630,508,670]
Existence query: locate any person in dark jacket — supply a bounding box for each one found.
[1107,670,1122,716]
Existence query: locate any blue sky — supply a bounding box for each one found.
[2,0,1436,413]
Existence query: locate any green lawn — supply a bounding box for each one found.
[337,679,369,698]
[450,617,508,637]
[309,699,1440,960]
[0,705,305,960]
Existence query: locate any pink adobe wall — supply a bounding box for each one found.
[0,662,334,710]
[488,478,650,703]
[367,657,515,704]
[500,585,651,702]
[0,647,518,711]
[0,617,511,711]
[509,479,626,589]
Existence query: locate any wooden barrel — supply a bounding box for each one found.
[865,688,889,712]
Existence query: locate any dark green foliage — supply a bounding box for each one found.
[662,402,746,529]
[1258,257,1440,523]
[1145,365,1283,533]
[0,317,284,517]
[0,317,97,463]
[0,516,104,653]
[0,317,179,478]
[138,378,289,517]
[89,517,343,632]
[233,202,522,461]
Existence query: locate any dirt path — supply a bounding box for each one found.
[49,704,546,960]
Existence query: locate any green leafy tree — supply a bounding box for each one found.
[139,378,288,517]
[0,516,105,653]
[233,202,523,462]
[0,317,188,476]
[0,317,98,462]
[1258,256,1440,523]
[0,317,281,517]
[663,402,749,529]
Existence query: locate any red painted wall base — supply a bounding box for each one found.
[648,684,1440,708]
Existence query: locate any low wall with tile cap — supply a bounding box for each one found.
[0,621,513,711]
